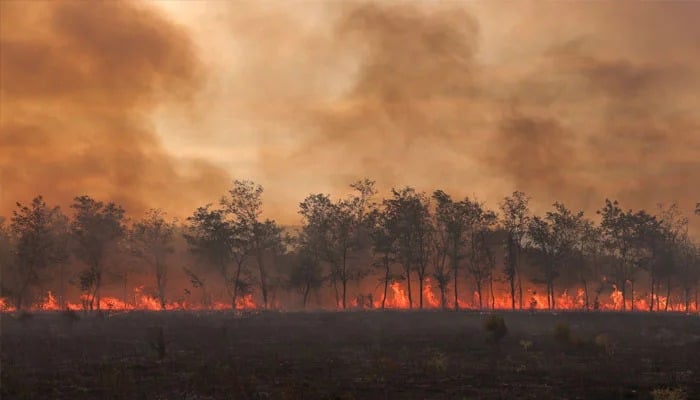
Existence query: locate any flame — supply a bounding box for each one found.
[1,281,697,313]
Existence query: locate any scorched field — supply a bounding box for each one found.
[2,310,699,400]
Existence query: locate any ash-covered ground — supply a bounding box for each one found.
[2,310,699,399]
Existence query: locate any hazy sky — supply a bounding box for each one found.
[1,0,698,228]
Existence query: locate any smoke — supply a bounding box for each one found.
[0,1,229,217]
[209,1,699,222]
[1,1,698,227]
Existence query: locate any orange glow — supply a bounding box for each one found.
[1,282,698,313]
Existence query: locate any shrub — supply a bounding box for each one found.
[146,326,166,360]
[651,387,687,400]
[483,315,508,344]
[594,333,617,355]
[519,339,533,351]
[553,321,571,345]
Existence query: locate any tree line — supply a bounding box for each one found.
[1,179,699,312]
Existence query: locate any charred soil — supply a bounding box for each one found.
[2,311,699,399]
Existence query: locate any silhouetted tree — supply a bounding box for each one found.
[598,200,654,311]
[655,203,689,311]
[70,196,125,311]
[432,190,470,310]
[576,219,603,310]
[289,244,324,309]
[298,180,376,309]
[464,200,498,309]
[130,209,176,309]
[184,206,236,308]
[500,191,530,309]
[369,207,397,309]
[384,187,431,309]
[6,197,69,309]
[221,180,283,309]
[528,203,584,309]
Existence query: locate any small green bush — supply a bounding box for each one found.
[483,315,508,344]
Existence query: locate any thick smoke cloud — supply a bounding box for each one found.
[0,1,229,216]
[247,1,697,222]
[1,1,698,228]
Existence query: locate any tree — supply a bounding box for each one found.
[130,209,176,310]
[288,244,324,309]
[432,190,471,310]
[5,197,68,309]
[384,187,431,309]
[655,203,689,311]
[70,196,125,311]
[528,203,584,309]
[463,200,498,310]
[576,219,603,310]
[298,180,376,309]
[221,180,283,309]
[185,205,247,309]
[500,191,530,309]
[369,207,397,309]
[597,200,653,311]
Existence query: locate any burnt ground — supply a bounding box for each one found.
[1,310,699,399]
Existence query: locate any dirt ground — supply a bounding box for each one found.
[1,310,699,399]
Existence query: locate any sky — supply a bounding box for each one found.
[0,0,698,229]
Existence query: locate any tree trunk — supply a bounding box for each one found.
[453,261,459,311]
[233,261,244,310]
[418,273,424,309]
[476,280,482,310]
[59,263,66,310]
[342,278,347,310]
[122,273,128,307]
[516,248,523,309]
[302,283,310,309]
[94,268,102,311]
[257,251,268,309]
[341,255,348,309]
[621,282,626,311]
[489,273,495,310]
[333,277,339,309]
[509,270,516,310]
[382,259,389,309]
[405,265,413,309]
[630,281,635,311]
[650,275,655,312]
[665,276,671,312]
[583,279,589,311]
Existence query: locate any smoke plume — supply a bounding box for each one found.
[1,1,699,227]
[0,1,229,217]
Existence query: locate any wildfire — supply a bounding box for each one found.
[1,282,697,313]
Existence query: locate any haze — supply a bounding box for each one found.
[1,0,698,229]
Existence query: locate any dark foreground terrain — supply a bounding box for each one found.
[2,310,699,399]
